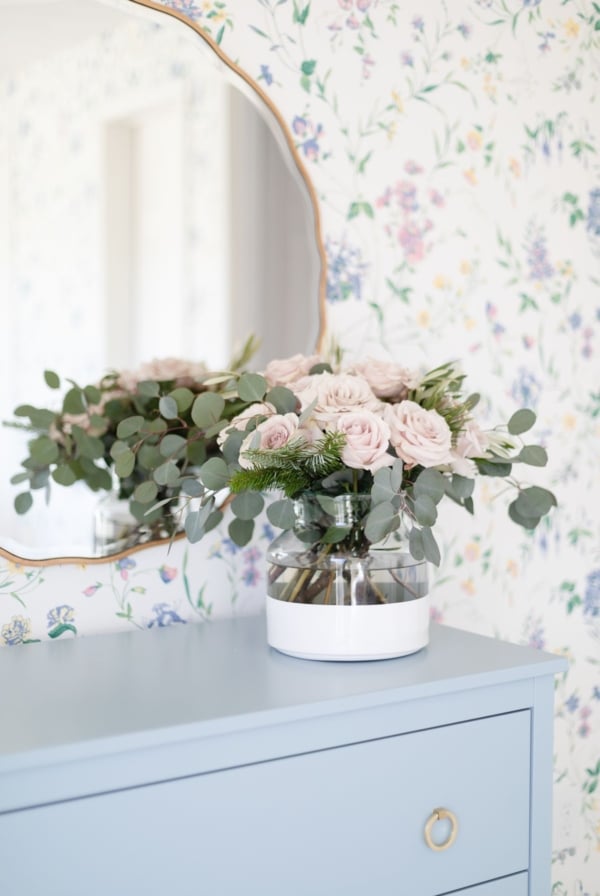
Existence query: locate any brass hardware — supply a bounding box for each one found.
[423,807,459,852]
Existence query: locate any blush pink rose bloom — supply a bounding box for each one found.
[217,402,276,447]
[386,400,453,469]
[239,413,302,469]
[263,353,322,388]
[312,373,382,426]
[352,359,420,401]
[335,410,394,472]
[449,421,492,477]
[117,358,207,391]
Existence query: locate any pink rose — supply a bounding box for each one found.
[217,402,276,447]
[117,358,207,390]
[239,413,302,468]
[455,420,490,459]
[335,410,393,472]
[263,353,322,387]
[352,358,420,400]
[312,373,382,427]
[386,400,453,468]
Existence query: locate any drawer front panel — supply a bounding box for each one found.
[446,872,528,895]
[0,711,530,896]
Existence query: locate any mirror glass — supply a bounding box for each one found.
[0,0,323,559]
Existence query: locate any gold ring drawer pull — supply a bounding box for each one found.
[424,807,459,852]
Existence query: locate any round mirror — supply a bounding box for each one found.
[0,0,324,561]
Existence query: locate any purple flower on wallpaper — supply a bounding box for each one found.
[525,232,554,281]
[412,16,424,32]
[587,188,600,236]
[222,537,240,555]
[158,565,178,584]
[292,116,325,161]
[538,31,555,53]
[511,367,542,410]
[404,160,424,175]
[115,556,136,581]
[147,603,186,628]
[565,693,579,713]
[583,569,600,618]
[325,236,368,302]
[568,312,582,330]
[457,22,472,39]
[397,219,432,265]
[401,52,414,67]
[170,0,205,20]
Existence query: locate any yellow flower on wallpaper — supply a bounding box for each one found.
[563,18,580,38]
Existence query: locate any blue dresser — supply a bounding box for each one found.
[0,617,566,895]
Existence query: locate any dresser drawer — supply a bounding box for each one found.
[0,710,530,896]
[448,873,528,895]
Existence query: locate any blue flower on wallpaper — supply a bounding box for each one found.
[565,693,580,713]
[259,64,273,86]
[411,15,424,32]
[325,236,368,302]
[158,564,178,584]
[47,605,74,628]
[147,603,186,628]
[292,115,325,162]
[583,569,600,618]
[261,522,275,542]
[1,615,31,646]
[115,557,136,581]
[568,312,582,330]
[525,232,554,281]
[511,367,542,410]
[586,188,600,236]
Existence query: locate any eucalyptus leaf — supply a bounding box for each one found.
[421,526,441,566]
[84,385,101,405]
[71,426,104,460]
[316,494,341,517]
[14,492,33,515]
[508,501,539,530]
[371,468,395,505]
[186,440,207,466]
[476,459,512,477]
[153,460,180,488]
[414,494,438,527]
[191,392,226,429]
[138,444,163,471]
[52,464,78,486]
[133,481,158,504]
[204,509,223,533]
[169,387,194,413]
[114,448,136,479]
[30,469,50,489]
[116,416,144,439]
[228,517,254,547]
[198,457,229,491]
[450,474,475,499]
[513,486,556,518]
[508,408,536,435]
[238,372,267,403]
[516,445,548,467]
[28,436,59,466]
[62,387,86,415]
[414,468,445,503]
[10,472,30,485]
[180,478,205,498]
[44,370,60,389]
[26,409,56,429]
[184,501,214,543]
[266,498,296,530]
[265,386,298,414]
[408,527,425,562]
[159,396,179,420]
[320,525,352,544]
[222,430,245,465]
[231,491,265,520]
[159,433,188,458]
[364,501,399,543]
[137,380,160,398]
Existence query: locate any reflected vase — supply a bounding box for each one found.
[265,493,430,662]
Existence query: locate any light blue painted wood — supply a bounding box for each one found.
[0,616,567,895]
[0,712,530,896]
[442,873,528,895]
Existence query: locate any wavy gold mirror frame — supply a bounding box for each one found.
[0,0,327,569]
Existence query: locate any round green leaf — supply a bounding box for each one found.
[133,481,158,504]
[180,478,205,498]
[364,501,399,543]
[52,464,78,486]
[62,387,86,415]
[237,373,267,403]
[514,486,556,518]
[265,386,298,414]
[71,427,104,460]
[137,380,160,398]
[198,457,230,491]
[159,396,179,420]
[159,434,188,458]
[117,416,145,439]
[28,436,59,466]
[414,494,438,527]
[266,498,296,530]
[14,492,33,515]
[138,444,163,471]
[421,526,441,566]
[153,460,180,487]
[450,474,475,499]
[191,392,226,429]
[517,445,548,467]
[43,370,60,389]
[414,469,445,503]
[84,385,101,405]
[508,408,536,436]
[114,448,136,479]
[408,527,425,562]
[169,387,194,413]
[228,517,254,547]
[231,491,265,520]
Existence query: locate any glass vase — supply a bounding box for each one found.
[265,493,430,661]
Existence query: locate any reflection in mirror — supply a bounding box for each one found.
[0,0,323,560]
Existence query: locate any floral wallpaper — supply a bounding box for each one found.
[1,0,599,892]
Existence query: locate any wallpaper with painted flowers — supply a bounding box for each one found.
[0,1,598,891]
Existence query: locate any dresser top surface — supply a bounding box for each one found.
[0,614,566,762]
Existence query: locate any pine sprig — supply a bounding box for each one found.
[230,432,346,498]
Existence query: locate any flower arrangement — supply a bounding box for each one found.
[8,347,556,566]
